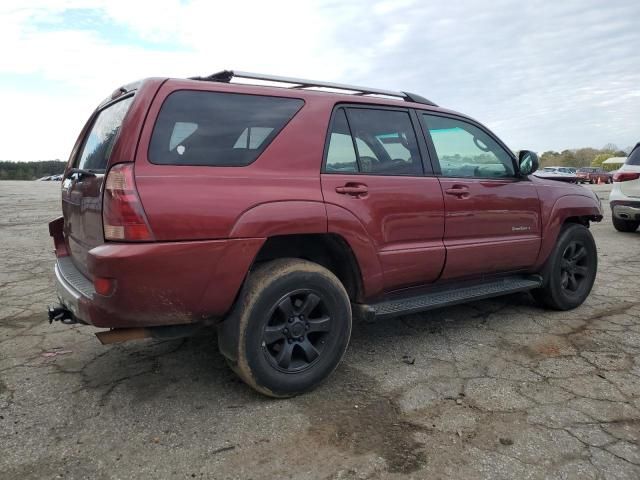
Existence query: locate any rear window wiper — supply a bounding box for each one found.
[66,167,103,178]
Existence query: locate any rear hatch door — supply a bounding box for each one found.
[62,96,134,278]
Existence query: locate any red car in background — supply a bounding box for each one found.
[576,167,612,184]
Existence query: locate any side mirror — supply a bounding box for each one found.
[518,150,539,176]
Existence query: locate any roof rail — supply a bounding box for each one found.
[189,70,438,107]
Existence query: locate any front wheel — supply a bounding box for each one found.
[221,258,352,398]
[613,217,640,232]
[532,224,597,310]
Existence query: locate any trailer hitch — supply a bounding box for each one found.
[48,305,77,324]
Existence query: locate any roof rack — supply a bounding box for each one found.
[189,70,438,107]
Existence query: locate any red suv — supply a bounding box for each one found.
[49,71,603,397]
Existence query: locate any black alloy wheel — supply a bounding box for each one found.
[221,258,352,398]
[262,290,332,373]
[531,223,597,310]
[559,241,590,294]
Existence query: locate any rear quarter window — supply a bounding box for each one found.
[149,91,304,166]
[75,96,134,171]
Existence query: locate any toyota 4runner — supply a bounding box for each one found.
[48,71,603,397]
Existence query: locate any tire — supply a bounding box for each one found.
[531,224,597,310]
[222,258,352,398]
[612,217,640,233]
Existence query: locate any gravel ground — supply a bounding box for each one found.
[1,180,639,480]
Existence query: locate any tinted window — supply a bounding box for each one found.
[347,108,422,175]
[149,91,303,166]
[627,144,640,165]
[76,96,133,171]
[346,108,422,175]
[325,109,358,172]
[422,115,514,178]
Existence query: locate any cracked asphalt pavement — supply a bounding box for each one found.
[1,180,639,479]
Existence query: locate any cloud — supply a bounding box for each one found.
[1,0,639,160]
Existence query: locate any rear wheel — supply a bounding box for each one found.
[612,217,640,232]
[532,224,597,310]
[222,258,352,398]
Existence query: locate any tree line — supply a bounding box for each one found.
[539,144,630,171]
[0,160,66,180]
[0,143,633,180]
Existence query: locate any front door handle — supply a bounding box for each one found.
[444,185,470,198]
[335,184,368,197]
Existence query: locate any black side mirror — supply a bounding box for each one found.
[518,150,539,176]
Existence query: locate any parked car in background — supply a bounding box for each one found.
[610,143,640,232]
[47,71,603,397]
[37,174,63,181]
[533,166,577,183]
[576,167,611,184]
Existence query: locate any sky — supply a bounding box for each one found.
[1,0,639,161]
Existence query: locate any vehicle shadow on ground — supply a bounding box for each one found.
[72,291,537,407]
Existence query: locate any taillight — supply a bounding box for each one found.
[613,172,640,182]
[103,163,153,241]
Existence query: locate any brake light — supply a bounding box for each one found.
[103,163,153,241]
[613,172,640,182]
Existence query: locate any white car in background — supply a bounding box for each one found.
[609,143,640,232]
[533,166,577,183]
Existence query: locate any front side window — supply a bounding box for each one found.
[76,96,134,171]
[149,91,303,166]
[422,114,515,178]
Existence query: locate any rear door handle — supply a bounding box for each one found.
[335,184,368,197]
[444,185,470,198]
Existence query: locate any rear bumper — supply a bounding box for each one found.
[54,257,94,322]
[611,201,640,221]
[53,238,264,328]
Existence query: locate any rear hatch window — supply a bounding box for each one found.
[62,95,134,277]
[75,96,134,171]
[149,91,303,166]
[627,144,640,165]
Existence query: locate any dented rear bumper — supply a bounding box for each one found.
[52,238,264,329]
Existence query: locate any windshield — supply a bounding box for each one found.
[75,96,134,171]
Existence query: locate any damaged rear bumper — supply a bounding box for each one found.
[50,237,264,329]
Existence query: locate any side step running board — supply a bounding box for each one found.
[356,275,543,320]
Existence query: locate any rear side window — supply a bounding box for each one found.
[325,109,358,172]
[149,91,303,166]
[76,96,133,171]
[325,107,423,176]
[627,144,640,165]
